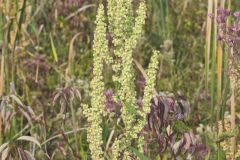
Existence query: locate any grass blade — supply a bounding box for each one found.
[211,0,218,124]
[17,136,41,148]
[129,147,151,160]
[50,34,58,62]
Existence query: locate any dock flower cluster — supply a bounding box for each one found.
[83,4,108,160]
[84,1,161,159]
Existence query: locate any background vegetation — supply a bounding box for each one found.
[0,0,239,159]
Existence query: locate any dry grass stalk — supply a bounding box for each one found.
[65,33,81,81]
[0,53,4,96]
[205,0,213,91]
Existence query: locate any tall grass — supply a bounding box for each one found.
[210,0,218,124]
[149,0,170,41]
[0,2,4,144]
[205,0,239,159]
[207,0,228,124]
[216,0,226,125]
[225,1,236,157]
[205,0,213,93]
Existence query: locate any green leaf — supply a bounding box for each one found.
[50,34,58,62]
[172,121,191,133]
[10,95,24,106]
[129,147,150,160]
[216,128,238,143]
[123,101,138,116]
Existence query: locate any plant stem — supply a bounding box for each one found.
[229,47,236,159]
[205,0,213,93]
[70,100,80,157]
[211,0,218,126]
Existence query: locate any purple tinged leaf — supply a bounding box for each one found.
[173,140,183,155]
[105,89,113,97]
[189,132,197,144]
[194,144,208,160]
[229,24,238,32]
[142,94,208,159]
[176,113,184,120]
[169,133,176,149]
[136,77,146,89]
[189,144,196,154]
[160,98,169,121]
[217,34,224,41]
[183,133,192,151]
[104,89,122,113]
[153,96,158,105]
[147,115,154,131]
[178,99,190,118]
[234,11,240,17]
[158,136,167,153]
[136,98,143,108]
[208,13,213,19]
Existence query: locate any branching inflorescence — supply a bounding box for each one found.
[82,4,108,160]
[83,1,210,159]
[83,0,162,159]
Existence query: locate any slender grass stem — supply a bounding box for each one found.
[70,100,80,156]
[41,128,86,146]
[205,0,213,93]
[211,0,218,125]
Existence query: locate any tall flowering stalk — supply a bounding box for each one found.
[85,1,160,159]
[83,4,108,160]
[135,50,160,153]
[142,51,160,118]
[108,1,148,158]
[119,1,147,141]
[108,0,134,85]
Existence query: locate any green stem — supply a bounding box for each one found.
[70,100,79,157]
